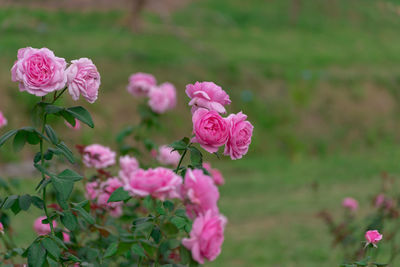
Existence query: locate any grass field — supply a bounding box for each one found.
[2,0,400,266]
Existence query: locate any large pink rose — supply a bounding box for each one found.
[33,216,57,236]
[124,167,182,200]
[182,210,227,264]
[83,144,116,169]
[0,111,7,128]
[157,145,181,166]
[203,162,225,186]
[119,155,140,182]
[66,58,100,104]
[127,72,156,97]
[148,82,177,114]
[11,47,67,96]
[186,81,231,114]
[192,108,229,153]
[224,112,253,160]
[183,169,219,218]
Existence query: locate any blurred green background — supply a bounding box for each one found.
[2,0,400,266]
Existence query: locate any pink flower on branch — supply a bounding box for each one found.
[83,144,116,169]
[127,72,156,97]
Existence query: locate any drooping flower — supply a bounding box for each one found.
[127,72,156,97]
[186,81,231,114]
[224,112,253,160]
[157,145,181,166]
[11,47,67,97]
[65,119,81,130]
[365,230,383,247]
[183,169,220,217]
[182,210,227,264]
[342,197,358,212]
[119,155,140,183]
[148,82,177,114]
[124,167,182,200]
[0,111,7,128]
[33,216,57,236]
[192,108,229,153]
[83,144,116,169]
[66,58,100,104]
[203,162,225,186]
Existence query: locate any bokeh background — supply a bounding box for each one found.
[2,0,400,266]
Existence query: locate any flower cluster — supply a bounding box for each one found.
[127,72,176,114]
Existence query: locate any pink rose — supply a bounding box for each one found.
[97,177,124,210]
[342,197,358,212]
[85,181,99,200]
[109,206,123,218]
[186,81,231,114]
[183,169,219,217]
[125,167,182,200]
[192,108,229,153]
[203,162,225,186]
[63,231,71,243]
[11,47,67,96]
[157,145,181,166]
[65,119,81,130]
[66,58,100,104]
[182,210,227,264]
[0,222,4,234]
[0,111,7,128]
[224,112,253,160]
[365,230,383,247]
[127,72,156,97]
[119,155,140,182]
[83,144,116,169]
[148,82,177,114]
[33,216,57,236]
[101,177,123,195]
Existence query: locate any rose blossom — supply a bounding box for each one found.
[148,82,177,114]
[224,112,253,160]
[85,181,99,200]
[0,111,7,128]
[33,216,57,235]
[125,167,182,200]
[11,47,67,96]
[192,108,229,153]
[157,145,180,166]
[182,210,227,264]
[119,155,140,182]
[203,162,225,186]
[63,231,71,243]
[66,58,100,104]
[127,72,156,97]
[365,230,383,247]
[342,197,358,212]
[0,222,4,234]
[183,169,220,217]
[97,177,124,214]
[83,144,116,169]
[65,119,81,130]
[186,81,231,114]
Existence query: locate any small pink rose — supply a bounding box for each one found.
[148,82,177,114]
[186,81,231,114]
[192,108,229,153]
[33,216,57,236]
[66,58,100,104]
[63,231,71,243]
[85,181,99,200]
[203,162,225,186]
[11,47,67,97]
[65,119,81,130]
[182,210,227,264]
[342,197,358,212]
[127,72,156,97]
[365,230,383,247]
[157,145,181,166]
[83,144,116,169]
[0,111,7,128]
[224,112,253,160]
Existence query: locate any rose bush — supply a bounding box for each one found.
[0,47,253,266]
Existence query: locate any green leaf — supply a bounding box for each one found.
[44,105,64,114]
[28,241,46,267]
[0,129,18,147]
[170,138,189,151]
[49,235,68,250]
[108,187,131,203]
[31,196,44,209]
[2,195,18,209]
[150,227,161,243]
[170,216,186,229]
[19,194,32,211]
[189,146,203,167]
[41,238,60,259]
[13,130,27,152]
[52,176,73,203]
[57,169,83,182]
[104,242,118,258]
[26,131,41,145]
[72,205,95,225]
[44,125,58,145]
[55,142,75,163]
[66,106,94,128]
[11,200,21,215]
[163,200,174,212]
[131,243,146,257]
[180,245,191,265]
[61,210,77,231]
[116,126,134,143]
